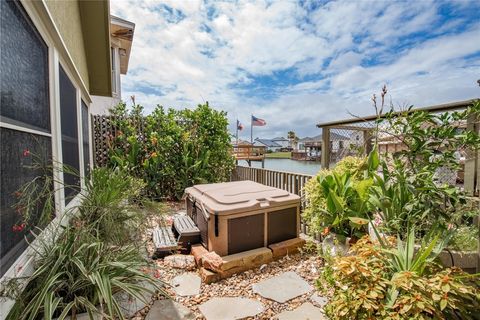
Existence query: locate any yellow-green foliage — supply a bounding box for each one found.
[303,156,366,233]
[322,237,480,320]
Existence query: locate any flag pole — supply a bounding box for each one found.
[250,114,253,144]
[236,119,239,145]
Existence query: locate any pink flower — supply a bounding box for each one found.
[154,269,162,279]
[23,149,30,157]
[447,223,454,230]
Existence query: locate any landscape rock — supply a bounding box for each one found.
[269,237,306,259]
[164,254,196,270]
[191,244,209,265]
[171,273,201,296]
[276,302,326,320]
[198,297,264,320]
[145,299,194,320]
[115,281,156,318]
[253,271,313,303]
[202,251,224,272]
[311,293,328,308]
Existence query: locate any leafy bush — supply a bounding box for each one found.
[77,167,150,245]
[370,101,480,236]
[321,236,480,320]
[108,102,235,200]
[303,156,370,237]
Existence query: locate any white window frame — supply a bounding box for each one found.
[111,46,119,96]
[0,1,94,316]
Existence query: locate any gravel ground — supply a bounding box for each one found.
[134,202,326,319]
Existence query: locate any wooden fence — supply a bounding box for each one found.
[231,165,314,234]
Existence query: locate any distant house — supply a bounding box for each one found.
[253,138,282,152]
[271,137,289,148]
[91,15,135,114]
[297,133,349,159]
[232,138,252,146]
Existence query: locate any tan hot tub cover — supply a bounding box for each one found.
[185,181,299,216]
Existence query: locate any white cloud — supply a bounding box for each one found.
[110,0,480,139]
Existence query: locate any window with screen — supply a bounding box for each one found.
[81,101,90,178]
[59,66,80,203]
[0,0,52,276]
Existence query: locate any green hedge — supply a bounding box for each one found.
[108,102,235,200]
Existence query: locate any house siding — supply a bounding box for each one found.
[45,0,89,92]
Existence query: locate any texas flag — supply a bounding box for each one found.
[251,115,266,126]
[237,120,244,131]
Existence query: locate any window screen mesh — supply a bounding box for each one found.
[0,128,53,276]
[59,66,80,203]
[0,0,50,132]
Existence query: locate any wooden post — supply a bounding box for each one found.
[321,127,330,169]
[363,129,373,156]
[464,112,478,196]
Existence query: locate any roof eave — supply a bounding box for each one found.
[79,0,112,97]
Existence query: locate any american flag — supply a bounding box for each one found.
[251,115,266,126]
[237,120,244,131]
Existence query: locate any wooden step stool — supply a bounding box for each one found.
[173,215,201,253]
[152,226,179,259]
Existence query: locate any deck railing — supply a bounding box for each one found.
[231,165,314,233]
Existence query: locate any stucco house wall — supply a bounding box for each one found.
[44,0,89,91]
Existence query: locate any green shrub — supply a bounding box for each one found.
[109,102,235,200]
[77,167,150,245]
[321,236,480,320]
[302,156,369,237]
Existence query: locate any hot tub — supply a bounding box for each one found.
[185,181,300,256]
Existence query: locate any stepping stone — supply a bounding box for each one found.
[146,299,195,320]
[311,293,328,308]
[115,281,155,318]
[253,271,313,303]
[171,273,201,296]
[199,297,264,320]
[276,302,326,320]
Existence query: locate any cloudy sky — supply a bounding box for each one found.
[111,0,480,139]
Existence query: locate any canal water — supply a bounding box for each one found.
[239,158,321,176]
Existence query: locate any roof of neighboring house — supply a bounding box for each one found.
[272,137,288,141]
[111,15,135,74]
[254,138,282,147]
[299,133,349,142]
[232,139,252,145]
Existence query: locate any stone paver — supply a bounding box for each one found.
[276,302,326,320]
[252,271,313,303]
[199,297,264,320]
[146,299,195,320]
[171,273,201,296]
[115,281,155,318]
[311,293,328,308]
